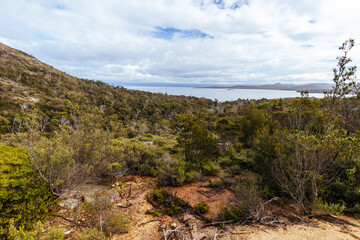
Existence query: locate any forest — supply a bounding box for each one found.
[1,39,360,239]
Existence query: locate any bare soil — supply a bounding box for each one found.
[46,176,360,240]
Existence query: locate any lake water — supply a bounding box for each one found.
[124,86,325,102]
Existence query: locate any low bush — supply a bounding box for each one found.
[9,219,64,240]
[148,190,190,216]
[220,205,246,221]
[194,202,210,214]
[313,198,346,216]
[83,192,131,236]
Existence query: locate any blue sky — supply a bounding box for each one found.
[1,0,360,85]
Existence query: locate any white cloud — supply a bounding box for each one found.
[1,0,360,85]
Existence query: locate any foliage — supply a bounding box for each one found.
[234,171,264,217]
[9,219,64,240]
[220,205,246,221]
[0,144,57,239]
[148,190,190,216]
[312,199,346,216]
[194,202,210,214]
[77,228,108,240]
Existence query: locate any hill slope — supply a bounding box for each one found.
[0,42,214,135]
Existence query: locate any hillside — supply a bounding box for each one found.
[0,42,215,136]
[2,42,360,240]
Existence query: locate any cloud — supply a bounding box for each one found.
[1,0,360,85]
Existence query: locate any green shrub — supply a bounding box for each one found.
[148,190,190,216]
[313,198,346,216]
[9,219,64,240]
[220,205,246,221]
[77,228,108,240]
[194,202,210,214]
[0,143,57,239]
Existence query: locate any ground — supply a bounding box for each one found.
[45,176,360,240]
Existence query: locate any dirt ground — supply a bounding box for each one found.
[46,176,360,240]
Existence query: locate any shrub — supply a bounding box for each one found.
[220,205,246,221]
[0,143,57,239]
[148,190,190,216]
[9,219,64,240]
[194,202,210,214]
[313,198,346,216]
[83,192,131,236]
[233,171,264,218]
[77,228,107,240]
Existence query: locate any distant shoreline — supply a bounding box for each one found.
[196,83,333,94]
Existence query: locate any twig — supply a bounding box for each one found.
[52,214,80,226]
[127,184,132,199]
[138,219,162,226]
[203,220,236,227]
[197,190,210,198]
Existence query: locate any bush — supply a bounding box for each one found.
[0,143,57,239]
[194,202,210,214]
[313,198,346,216]
[220,205,246,221]
[9,219,64,240]
[83,192,131,236]
[77,228,107,240]
[148,190,190,216]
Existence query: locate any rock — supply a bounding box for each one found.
[59,198,81,210]
[64,230,73,235]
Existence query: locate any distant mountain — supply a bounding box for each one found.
[205,83,333,93]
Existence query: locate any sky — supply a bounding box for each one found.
[1,0,360,86]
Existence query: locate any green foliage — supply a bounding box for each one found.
[9,219,64,240]
[0,144,57,239]
[77,228,108,240]
[239,104,268,147]
[313,198,346,216]
[233,171,264,217]
[220,205,246,221]
[148,190,189,216]
[194,202,210,214]
[175,112,218,172]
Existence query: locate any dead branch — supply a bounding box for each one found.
[163,225,185,240]
[202,220,236,227]
[127,184,132,199]
[213,227,230,240]
[52,214,83,226]
[197,189,210,198]
[138,219,162,226]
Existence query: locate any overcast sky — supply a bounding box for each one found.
[1,0,360,85]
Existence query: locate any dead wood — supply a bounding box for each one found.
[138,219,162,226]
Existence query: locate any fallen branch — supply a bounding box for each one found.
[138,219,162,226]
[197,190,211,198]
[52,214,81,226]
[203,220,236,227]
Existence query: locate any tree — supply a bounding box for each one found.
[175,112,218,172]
